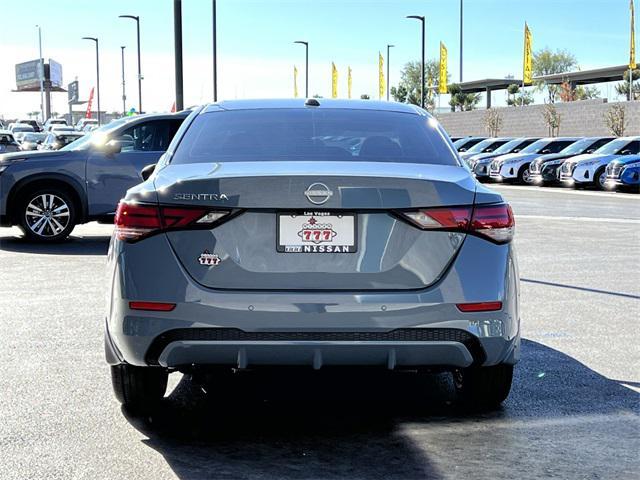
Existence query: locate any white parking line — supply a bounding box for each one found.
[517,214,640,224]
[489,184,638,200]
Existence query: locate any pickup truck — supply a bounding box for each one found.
[0,111,189,241]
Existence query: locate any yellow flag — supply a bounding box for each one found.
[332,62,338,98]
[379,52,385,100]
[294,66,299,98]
[439,42,448,94]
[348,67,352,99]
[523,23,533,85]
[631,0,637,69]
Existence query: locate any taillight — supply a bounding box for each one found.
[470,203,515,244]
[114,202,229,241]
[402,207,472,230]
[399,203,514,244]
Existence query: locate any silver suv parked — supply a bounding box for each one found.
[106,99,520,413]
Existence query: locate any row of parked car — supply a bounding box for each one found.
[0,117,102,153]
[450,135,640,192]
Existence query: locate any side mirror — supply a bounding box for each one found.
[585,149,595,154]
[459,147,468,152]
[513,148,521,153]
[103,139,122,155]
[620,150,632,155]
[541,149,551,154]
[140,163,156,181]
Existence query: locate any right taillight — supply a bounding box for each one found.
[399,203,514,244]
[470,203,515,244]
[114,202,230,242]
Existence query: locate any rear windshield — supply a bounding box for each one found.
[171,109,458,165]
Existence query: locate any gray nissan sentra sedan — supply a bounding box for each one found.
[106,99,520,412]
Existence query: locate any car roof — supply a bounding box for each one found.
[203,98,425,115]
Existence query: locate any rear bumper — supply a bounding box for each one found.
[106,231,521,370]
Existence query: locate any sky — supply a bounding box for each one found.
[0,0,636,119]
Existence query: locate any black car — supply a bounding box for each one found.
[529,137,615,185]
[16,119,43,132]
[39,131,85,151]
[452,136,487,152]
[18,132,48,151]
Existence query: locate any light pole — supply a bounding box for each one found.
[173,0,184,110]
[212,0,218,101]
[386,44,394,101]
[120,46,126,116]
[406,15,425,108]
[294,41,309,97]
[459,0,463,82]
[36,25,45,122]
[119,15,142,113]
[82,37,100,125]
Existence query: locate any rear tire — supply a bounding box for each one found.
[111,364,168,413]
[17,187,77,242]
[453,364,513,410]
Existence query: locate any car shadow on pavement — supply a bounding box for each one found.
[123,339,639,480]
[0,235,111,255]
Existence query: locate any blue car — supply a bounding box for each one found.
[605,154,640,191]
[0,112,188,241]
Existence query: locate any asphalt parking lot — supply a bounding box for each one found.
[0,185,638,480]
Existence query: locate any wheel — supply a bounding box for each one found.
[453,364,513,410]
[17,188,77,242]
[594,167,607,191]
[517,165,532,185]
[111,364,168,412]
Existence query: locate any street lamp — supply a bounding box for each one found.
[81,37,101,125]
[294,41,309,98]
[459,0,463,82]
[173,0,184,111]
[406,15,425,108]
[118,15,142,113]
[212,0,218,101]
[36,25,45,122]
[386,44,395,101]
[120,46,126,116]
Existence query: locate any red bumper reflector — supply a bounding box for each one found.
[129,301,176,312]
[456,301,503,312]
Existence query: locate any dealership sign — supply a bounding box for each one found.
[15,59,43,90]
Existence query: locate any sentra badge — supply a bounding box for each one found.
[174,193,229,201]
[198,250,221,266]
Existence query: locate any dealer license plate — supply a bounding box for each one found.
[277,212,356,253]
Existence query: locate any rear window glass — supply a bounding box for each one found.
[171,109,458,166]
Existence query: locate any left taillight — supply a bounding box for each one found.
[398,203,515,244]
[114,202,229,242]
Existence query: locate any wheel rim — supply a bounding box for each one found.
[522,169,531,184]
[24,194,70,237]
[598,172,606,188]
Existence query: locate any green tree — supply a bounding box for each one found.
[533,48,578,103]
[390,60,447,111]
[447,83,481,111]
[615,69,640,100]
[506,84,534,106]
